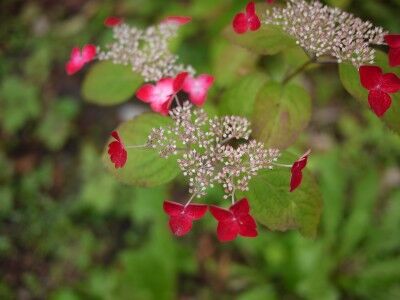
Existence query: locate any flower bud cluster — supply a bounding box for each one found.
[147,103,280,197]
[263,0,387,66]
[97,23,195,81]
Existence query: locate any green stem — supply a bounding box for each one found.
[282,58,315,85]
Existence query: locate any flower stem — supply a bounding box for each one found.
[231,189,236,205]
[125,144,148,149]
[174,95,181,108]
[282,58,315,85]
[272,162,292,168]
[184,193,197,208]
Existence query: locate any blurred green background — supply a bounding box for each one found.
[1,0,400,299]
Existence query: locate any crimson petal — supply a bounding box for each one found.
[359,66,382,90]
[233,13,248,34]
[388,47,400,67]
[368,90,392,117]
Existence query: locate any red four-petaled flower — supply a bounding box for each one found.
[290,149,311,192]
[108,131,127,169]
[65,44,96,75]
[163,200,208,236]
[104,16,123,27]
[136,72,188,115]
[209,198,258,242]
[232,2,261,34]
[183,74,215,106]
[359,65,400,117]
[163,16,192,26]
[384,34,400,67]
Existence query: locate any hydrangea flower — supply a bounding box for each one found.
[290,150,311,192]
[65,44,96,75]
[108,131,127,168]
[232,2,261,34]
[384,34,400,67]
[210,198,258,242]
[359,66,400,117]
[136,72,188,115]
[163,200,208,236]
[182,74,214,106]
[104,16,123,27]
[163,16,192,26]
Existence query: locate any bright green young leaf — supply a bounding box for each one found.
[338,50,400,134]
[252,82,312,149]
[103,113,180,187]
[223,23,296,56]
[218,72,268,118]
[241,153,322,238]
[82,61,143,106]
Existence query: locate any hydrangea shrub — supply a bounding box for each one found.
[67,0,400,242]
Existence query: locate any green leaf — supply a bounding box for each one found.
[103,113,180,187]
[82,61,143,106]
[240,153,322,238]
[0,77,40,133]
[338,50,400,134]
[223,9,297,56]
[252,82,312,149]
[338,167,378,258]
[218,72,268,118]
[211,39,258,87]
[36,97,79,151]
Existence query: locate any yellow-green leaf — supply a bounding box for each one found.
[82,61,143,106]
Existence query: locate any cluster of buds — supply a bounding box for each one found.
[230,2,400,118]
[97,21,195,81]
[107,101,310,241]
[65,16,194,80]
[263,0,387,66]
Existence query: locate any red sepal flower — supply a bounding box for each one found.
[290,149,311,192]
[104,16,123,27]
[384,34,400,67]
[182,74,214,106]
[209,198,257,242]
[359,66,400,117]
[136,72,189,115]
[65,44,96,75]
[232,2,261,34]
[163,200,208,236]
[163,16,192,26]
[108,131,127,169]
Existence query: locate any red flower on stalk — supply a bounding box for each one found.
[163,16,192,26]
[136,72,188,115]
[104,16,123,27]
[359,66,400,117]
[163,200,208,236]
[290,149,311,192]
[384,34,400,67]
[65,44,96,75]
[209,198,257,242]
[182,74,214,106]
[108,131,127,169]
[232,2,261,34]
